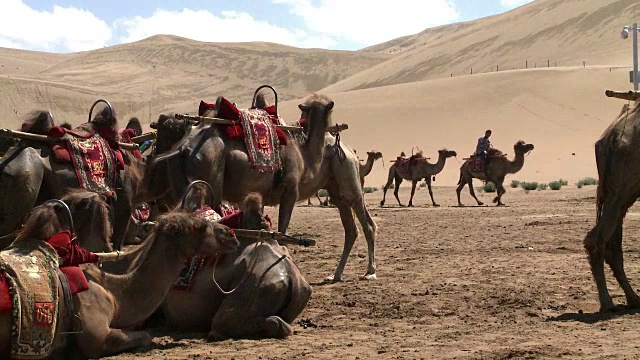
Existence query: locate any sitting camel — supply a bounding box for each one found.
[456,141,534,207]
[380,149,457,207]
[161,188,312,340]
[584,100,640,312]
[311,150,383,206]
[0,195,239,358]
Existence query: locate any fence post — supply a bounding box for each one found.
[583,61,586,68]
[548,60,550,67]
[471,67,473,75]
[526,60,528,69]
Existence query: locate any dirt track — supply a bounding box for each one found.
[106,186,640,359]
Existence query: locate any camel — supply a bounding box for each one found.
[455,141,534,207]
[583,100,640,312]
[160,189,312,340]
[0,107,145,251]
[0,194,239,358]
[311,150,383,206]
[142,96,378,281]
[380,149,457,207]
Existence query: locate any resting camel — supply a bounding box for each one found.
[311,150,383,206]
[0,195,239,358]
[160,190,312,340]
[0,108,144,250]
[456,141,534,207]
[584,100,640,312]
[143,95,378,281]
[380,149,457,207]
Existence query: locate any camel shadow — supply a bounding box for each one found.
[546,308,640,324]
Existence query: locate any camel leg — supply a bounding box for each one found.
[605,223,640,308]
[408,181,418,207]
[326,198,359,282]
[316,192,322,206]
[277,188,299,234]
[380,170,396,206]
[467,179,484,206]
[425,178,439,207]
[352,199,377,280]
[493,178,506,206]
[307,198,312,206]
[324,194,330,207]
[209,314,292,341]
[455,175,466,206]
[393,175,404,207]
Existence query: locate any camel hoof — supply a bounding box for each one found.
[496,203,505,207]
[433,204,440,207]
[361,273,377,281]
[477,202,484,206]
[492,197,499,203]
[457,203,465,207]
[379,201,385,206]
[407,204,414,208]
[324,274,341,283]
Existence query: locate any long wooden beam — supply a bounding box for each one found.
[605,90,640,101]
[0,129,139,151]
[232,229,316,247]
[174,113,348,133]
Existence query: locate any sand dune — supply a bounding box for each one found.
[323,0,640,93]
[280,66,632,188]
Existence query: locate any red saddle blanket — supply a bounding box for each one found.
[48,127,120,197]
[395,154,422,172]
[472,156,484,172]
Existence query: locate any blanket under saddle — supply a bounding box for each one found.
[239,109,281,172]
[0,240,60,359]
[66,133,118,197]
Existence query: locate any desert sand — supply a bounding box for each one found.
[1,0,640,357]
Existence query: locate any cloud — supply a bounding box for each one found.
[272,0,460,47]
[0,0,112,52]
[500,0,534,9]
[116,8,337,49]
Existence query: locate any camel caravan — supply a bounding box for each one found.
[0,79,634,358]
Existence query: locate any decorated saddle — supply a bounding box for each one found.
[199,98,286,172]
[468,148,506,172]
[0,240,60,359]
[47,126,122,198]
[395,152,425,173]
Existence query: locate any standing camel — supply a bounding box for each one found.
[143,98,378,281]
[456,141,534,207]
[380,149,457,207]
[311,150,383,206]
[584,100,640,312]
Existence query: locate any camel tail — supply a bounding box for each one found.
[457,172,463,186]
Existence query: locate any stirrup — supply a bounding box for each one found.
[59,313,84,335]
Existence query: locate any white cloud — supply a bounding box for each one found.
[500,0,534,9]
[272,0,460,47]
[116,8,337,49]
[0,0,112,52]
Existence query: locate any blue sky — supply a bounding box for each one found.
[0,0,534,53]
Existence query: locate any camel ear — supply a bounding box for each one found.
[150,122,159,129]
[326,101,334,111]
[298,104,308,112]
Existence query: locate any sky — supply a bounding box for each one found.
[0,0,535,53]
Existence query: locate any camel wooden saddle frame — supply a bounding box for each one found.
[605,89,640,101]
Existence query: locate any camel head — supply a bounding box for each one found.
[61,190,114,253]
[21,110,55,135]
[297,93,334,126]
[240,193,271,231]
[438,149,457,158]
[151,114,192,155]
[91,105,119,132]
[367,151,383,161]
[180,182,211,213]
[156,212,239,258]
[125,117,143,137]
[15,200,73,243]
[514,140,535,154]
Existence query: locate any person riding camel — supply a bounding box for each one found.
[475,130,492,174]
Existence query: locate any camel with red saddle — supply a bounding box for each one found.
[141,86,377,282]
[380,149,457,207]
[0,100,145,251]
[157,183,312,340]
[0,194,238,359]
[455,140,535,206]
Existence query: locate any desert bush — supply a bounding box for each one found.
[520,182,539,191]
[363,187,376,194]
[559,179,568,186]
[318,189,328,197]
[548,181,563,190]
[482,182,496,193]
[537,183,548,190]
[510,180,520,188]
[577,177,597,187]
[420,182,426,188]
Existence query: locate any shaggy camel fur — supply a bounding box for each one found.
[0,199,238,358]
[456,141,534,206]
[584,100,640,312]
[381,149,457,207]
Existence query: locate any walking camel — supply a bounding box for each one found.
[380,149,457,207]
[584,99,640,312]
[456,140,534,206]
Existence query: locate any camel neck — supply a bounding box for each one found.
[360,156,376,178]
[300,107,329,180]
[506,150,526,174]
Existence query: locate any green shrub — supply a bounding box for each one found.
[537,183,548,190]
[520,182,539,191]
[510,180,520,188]
[419,182,426,188]
[577,177,597,187]
[482,182,496,193]
[548,181,563,190]
[363,187,376,194]
[559,179,568,186]
[577,183,583,189]
[318,189,328,197]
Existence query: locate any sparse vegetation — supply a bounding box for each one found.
[559,179,569,186]
[548,180,563,190]
[511,180,520,188]
[537,183,548,190]
[482,182,496,193]
[363,187,376,194]
[419,181,426,188]
[520,182,539,191]
[318,189,328,197]
[576,177,597,188]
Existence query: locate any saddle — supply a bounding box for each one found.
[395,152,425,172]
[468,149,506,172]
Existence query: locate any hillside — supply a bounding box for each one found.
[322,0,639,93]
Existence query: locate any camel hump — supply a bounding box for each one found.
[21,110,55,135]
[400,152,406,157]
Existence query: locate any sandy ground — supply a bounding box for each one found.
[104,186,640,359]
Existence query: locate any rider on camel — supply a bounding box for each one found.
[475,130,492,174]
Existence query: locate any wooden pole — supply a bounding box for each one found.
[174,114,349,133]
[604,89,640,101]
[0,129,138,151]
[232,229,316,247]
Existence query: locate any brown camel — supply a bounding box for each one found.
[142,99,378,281]
[0,107,144,251]
[456,141,534,207]
[161,190,312,340]
[311,150,383,206]
[584,100,640,312]
[381,149,457,207]
[0,195,239,358]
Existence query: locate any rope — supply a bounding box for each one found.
[211,241,261,295]
[328,129,346,164]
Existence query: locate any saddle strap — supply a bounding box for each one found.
[56,269,81,334]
